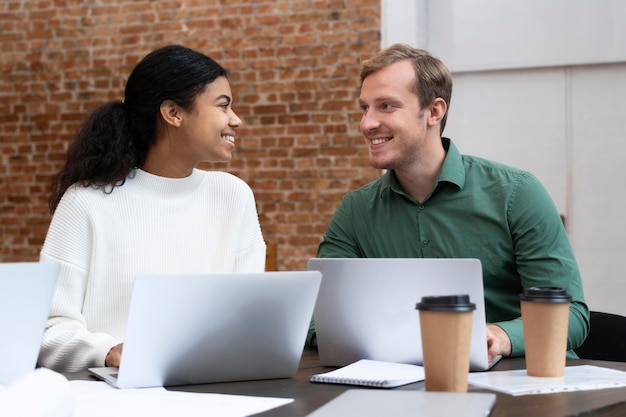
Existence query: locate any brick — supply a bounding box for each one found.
[0,0,381,267]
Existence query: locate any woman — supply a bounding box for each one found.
[38,45,266,372]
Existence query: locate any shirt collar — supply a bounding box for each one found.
[437,137,466,190]
[380,137,466,198]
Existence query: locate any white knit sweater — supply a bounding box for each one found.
[38,168,266,372]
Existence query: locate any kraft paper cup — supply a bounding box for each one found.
[520,286,572,377]
[415,295,475,392]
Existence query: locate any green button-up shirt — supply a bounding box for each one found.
[317,138,589,357]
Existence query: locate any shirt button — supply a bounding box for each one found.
[418,205,425,211]
[422,239,429,245]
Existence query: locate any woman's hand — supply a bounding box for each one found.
[105,343,123,367]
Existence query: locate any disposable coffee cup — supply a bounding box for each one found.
[520,286,572,377]
[415,295,475,392]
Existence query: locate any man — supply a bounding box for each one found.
[313,43,589,361]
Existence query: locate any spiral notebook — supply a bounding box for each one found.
[310,359,425,388]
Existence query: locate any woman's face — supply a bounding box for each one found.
[177,76,242,165]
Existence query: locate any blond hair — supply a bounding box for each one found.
[360,44,453,134]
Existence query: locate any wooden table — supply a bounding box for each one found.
[67,348,626,416]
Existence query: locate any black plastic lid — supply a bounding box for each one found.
[519,286,573,303]
[415,294,476,312]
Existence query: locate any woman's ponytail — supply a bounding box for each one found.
[49,101,137,212]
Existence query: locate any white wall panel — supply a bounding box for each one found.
[570,64,626,315]
[427,0,626,72]
[444,69,568,211]
[381,0,424,48]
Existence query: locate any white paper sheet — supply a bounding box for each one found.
[0,368,73,417]
[69,380,293,417]
[468,365,626,396]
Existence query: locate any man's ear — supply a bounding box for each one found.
[159,100,182,127]
[427,97,447,128]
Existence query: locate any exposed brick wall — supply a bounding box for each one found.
[0,0,381,270]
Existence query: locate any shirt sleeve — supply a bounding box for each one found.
[495,172,590,357]
[317,195,362,258]
[307,195,359,345]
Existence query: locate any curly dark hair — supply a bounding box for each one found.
[49,45,227,212]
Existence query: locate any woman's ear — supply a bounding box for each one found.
[427,97,447,128]
[159,100,182,127]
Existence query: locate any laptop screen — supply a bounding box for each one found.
[308,258,493,371]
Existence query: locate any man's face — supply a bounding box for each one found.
[358,60,428,171]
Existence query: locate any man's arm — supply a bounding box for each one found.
[495,172,590,357]
[317,196,362,258]
[308,196,361,346]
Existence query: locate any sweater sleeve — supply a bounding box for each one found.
[232,182,266,273]
[38,191,119,372]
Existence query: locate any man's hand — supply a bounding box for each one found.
[486,324,512,362]
[105,343,123,367]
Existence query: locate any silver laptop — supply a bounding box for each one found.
[0,262,59,385]
[306,389,497,417]
[307,258,500,371]
[89,271,322,389]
